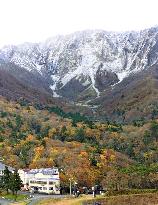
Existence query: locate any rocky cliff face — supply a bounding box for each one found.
[0,27,158,103]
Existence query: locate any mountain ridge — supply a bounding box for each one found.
[1,27,158,121]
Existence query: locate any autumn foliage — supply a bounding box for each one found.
[0,96,157,190]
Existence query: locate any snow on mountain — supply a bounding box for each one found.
[0,27,158,101]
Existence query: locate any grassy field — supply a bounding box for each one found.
[0,192,28,205]
[34,193,158,205]
[34,196,94,205]
[10,202,27,205]
[0,192,28,200]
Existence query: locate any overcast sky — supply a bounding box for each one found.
[0,0,157,48]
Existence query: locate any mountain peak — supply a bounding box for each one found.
[0,27,158,102]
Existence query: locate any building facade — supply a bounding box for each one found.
[18,168,60,194]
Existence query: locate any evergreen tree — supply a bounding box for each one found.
[0,166,11,194]
[10,170,22,195]
[150,120,158,142]
[74,128,85,143]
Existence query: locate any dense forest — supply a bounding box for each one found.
[0,96,157,191]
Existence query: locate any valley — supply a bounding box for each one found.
[0,27,157,204]
[1,27,158,122]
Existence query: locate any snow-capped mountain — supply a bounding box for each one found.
[0,27,158,102]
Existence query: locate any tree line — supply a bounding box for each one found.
[0,166,22,196]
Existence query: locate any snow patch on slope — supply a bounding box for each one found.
[1,27,158,100]
[50,75,60,97]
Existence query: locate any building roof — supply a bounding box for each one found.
[29,177,60,181]
[27,168,59,175]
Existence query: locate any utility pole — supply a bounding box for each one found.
[70,179,72,195]
[69,178,73,195]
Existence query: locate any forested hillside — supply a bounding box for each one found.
[0,96,157,190]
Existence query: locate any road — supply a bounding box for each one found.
[0,198,12,205]
[27,194,67,205]
[0,194,67,205]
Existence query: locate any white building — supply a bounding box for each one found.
[18,167,60,194]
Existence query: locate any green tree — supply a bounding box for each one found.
[150,121,158,141]
[10,170,22,196]
[143,131,152,145]
[0,166,11,194]
[74,128,85,143]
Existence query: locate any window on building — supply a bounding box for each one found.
[49,181,55,185]
[30,181,36,184]
[30,181,47,185]
[38,181,47,184]
[43,187,47,190]
[49,187,54,190]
